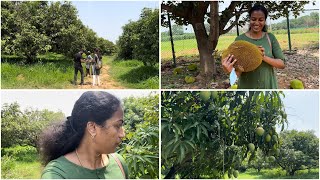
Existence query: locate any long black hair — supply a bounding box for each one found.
[248,4,269,32]
[38,91,121,165]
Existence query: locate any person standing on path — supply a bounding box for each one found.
[74,49,85,85]
[93,48,102,86]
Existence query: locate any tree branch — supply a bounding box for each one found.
[161,4,188,19]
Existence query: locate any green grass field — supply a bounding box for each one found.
[237,168,319,179]
[1,149,42,179]
[1,53,159,89]
[161,31,319,60]
[1,53,77,89]
[105,56,159,89]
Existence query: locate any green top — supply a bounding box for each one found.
[41,153,129,179]
[235,33,286,89]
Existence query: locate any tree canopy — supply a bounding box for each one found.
[161,91,288,178]
[1,1,116,62]
[117,8,159,66]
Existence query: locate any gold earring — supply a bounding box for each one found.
[91,134,96,139]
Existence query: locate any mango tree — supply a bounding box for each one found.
[118,94,159,178]
[277,130,319,176]
[161,91,287,178]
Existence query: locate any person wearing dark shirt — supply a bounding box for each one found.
[74,50,85,85]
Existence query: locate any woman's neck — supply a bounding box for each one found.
[75,142,109,170]
[248,30,264,39]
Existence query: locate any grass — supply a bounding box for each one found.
[1,53,75,89]
[236,168,319,179]
[1,53,159,89]
[161,31,319,60]
[105,56,159,89]
[1,148,42,179]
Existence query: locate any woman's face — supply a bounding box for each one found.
[95,107,125,154]
[250,10,266,33]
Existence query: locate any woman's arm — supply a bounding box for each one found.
[258,46,285,69]
[263,56,285,69]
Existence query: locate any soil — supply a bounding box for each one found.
[74,65,124,89]
[161,48,319,89]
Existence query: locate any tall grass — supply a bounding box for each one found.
[236,168,319,179]
[105,56,159,89]
[1,53,75,89]
[1,146,42,179]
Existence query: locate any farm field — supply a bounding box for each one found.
[161,31,319,60]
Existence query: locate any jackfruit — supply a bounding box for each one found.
[222,40,263,72]
[230,84,238,89]
[187,64,197,71]
[173,67,183,75]
[290,79,304,89]
[184,76,195,83]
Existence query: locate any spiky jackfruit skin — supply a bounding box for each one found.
[185,76,195,83]
[222,40,263,72]
[187,64,197,71]
[290,79,304,89]
[173,67,183,75]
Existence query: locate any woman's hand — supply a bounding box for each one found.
[257,46,265,57]
[222,54,237,74]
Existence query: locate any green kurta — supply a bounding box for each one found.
[41,153,129,179]
[235,33,286,89]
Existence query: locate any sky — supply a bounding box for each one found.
[281,91,319,137]
[72,1,159,43]
[1,90,157,116]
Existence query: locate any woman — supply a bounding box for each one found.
[222,4,286,89]
[39,91,128,179]
[93,48,102,86]
[85,51,93,77]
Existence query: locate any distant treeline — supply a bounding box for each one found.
[1,1,116,63]
[271,12,319,30]
[161,12,319,42]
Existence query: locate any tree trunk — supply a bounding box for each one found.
[289,170,295,176]
[164,166,176,179]
[192,22,214,82]
[191,2,219,82]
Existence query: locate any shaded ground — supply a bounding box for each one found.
[74,64,124,89]
[161,48,319,89]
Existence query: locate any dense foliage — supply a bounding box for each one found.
[119,94,159,178]
[1,102,65,148]
[117,8,159,66]
[277,130,319,175]
[1,1,116,62]
[161,91,287,178]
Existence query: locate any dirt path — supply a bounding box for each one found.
[75,65,124,89]
[276,49,319,89]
